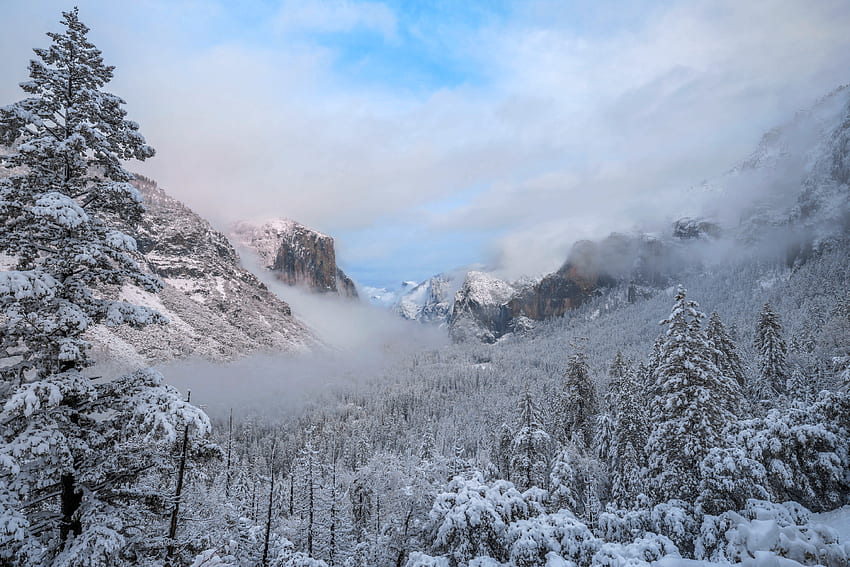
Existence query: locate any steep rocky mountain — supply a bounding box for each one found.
[450,86,850,342]
[712,85,850,249]
[395,273,457,325]
[88,177,316,367]
[448,233,682,343]
[449,272,519,343]
[232,219,358,298]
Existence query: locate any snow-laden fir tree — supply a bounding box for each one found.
[593,412,615,468]
[644,287,741,502]
[493,422,514,480]
[706,311,747,390]
[605,351,631,407]
[610,366,649,507]
[695,447,768,516]
[509,390,551,492]
[553,350,598,449]
[596,352,632,469]
[547,448,577,513]
[755,302,790,396]
[0,9,209,565]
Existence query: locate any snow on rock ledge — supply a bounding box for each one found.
[88,176,316,369]
[232,219,358,299]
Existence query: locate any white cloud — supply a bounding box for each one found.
[274,0,397,40]
[3,0,850,283]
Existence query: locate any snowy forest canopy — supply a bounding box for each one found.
[1,8,850,567]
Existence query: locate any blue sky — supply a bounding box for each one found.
[3,1,850,288]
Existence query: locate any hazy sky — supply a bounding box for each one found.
[2,1,850,287]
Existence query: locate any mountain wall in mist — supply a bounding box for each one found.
[395,273,456,324]
[450,85,850,343]
[88,177,316,368]
[232,219,358,299]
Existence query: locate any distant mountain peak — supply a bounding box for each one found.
[232,218,358,299]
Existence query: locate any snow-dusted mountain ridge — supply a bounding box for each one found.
[448,85,850,342]
[232,219,358,298]
[88,176,316,367]
[395,273,459,325]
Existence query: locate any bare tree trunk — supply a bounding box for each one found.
[225,408,233,497]
[262,437,277,567]
[59,473,82,542]
[329,449,337,566]
[307,448,314,557]
[165,391,191,567]
[288,474,294,517]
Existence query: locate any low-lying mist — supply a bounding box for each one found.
[159,245,449,419]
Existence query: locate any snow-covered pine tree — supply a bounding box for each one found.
[610,441,644,508]
[755,302,790,396]
[610,366,649,507]
[493,422,514,480]
[596,352,631,469]
[644,287,741,502]
[593,412,615,468]
[695,447,768,516]
[706,311,747,390]
[553,350,598,449]
[296,437,320,557]
[419,424,436,462]
[606,351,631,407]
[509,390,551,492]
[0,9,209,565]
[547,448,577,513]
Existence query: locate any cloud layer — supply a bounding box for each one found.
[2,0,850,285]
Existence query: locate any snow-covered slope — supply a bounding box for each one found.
[232,219,358,298]
[88,177,316,368]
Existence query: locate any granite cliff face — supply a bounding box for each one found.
[449,272,518,343]
[232,220,358,298]
[448,231,711,342]
[395,274,456,324]
[89,177,316,367]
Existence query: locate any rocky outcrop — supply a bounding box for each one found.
[336,268,359,298]
[672,217,722,240]
[449,272,517,343]
[395,274,456,324]
[504,245,616,323]
[89,177,316,367]
[448,235,684,342]
[232,219,358,299]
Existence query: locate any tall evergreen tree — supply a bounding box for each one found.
[547,448,577,512]
[553,350,598,449]
[509,390,551,492]
[0,9,208,565]
[610,367,649,507]
[493,422,514,480]
[755,302,790,396]
[706,311,747,391]
[606,351,631,407]
[645,287,740,502]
